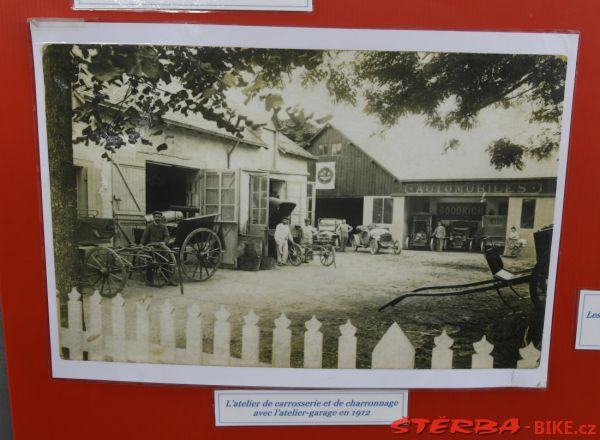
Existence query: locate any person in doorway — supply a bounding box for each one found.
[300,218,317,262]
[432,221,446,251]
[274,217,293,266]
[336,220,353,252]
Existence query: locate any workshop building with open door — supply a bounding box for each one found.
[72,92,316,268]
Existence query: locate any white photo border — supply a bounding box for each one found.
[30,20,579,389]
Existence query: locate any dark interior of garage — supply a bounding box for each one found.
[315,197,364,229]
[146,162,194,214]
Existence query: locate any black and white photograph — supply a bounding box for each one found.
[31,23,577,388]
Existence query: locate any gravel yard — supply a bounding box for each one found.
[80,248,544,369]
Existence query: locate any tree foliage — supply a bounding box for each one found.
[71,45,327,154]
[331,52,567,169]
[70,45,568,169]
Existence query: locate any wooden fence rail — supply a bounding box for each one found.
[59,288,541,369]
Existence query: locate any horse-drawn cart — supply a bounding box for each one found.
[379,226,553,312]
[79,213,223,297]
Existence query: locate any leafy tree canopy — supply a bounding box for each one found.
[70,45,568,169]
[327,51,568,170]
[71,44,327,156]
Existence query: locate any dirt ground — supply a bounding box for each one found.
[81,248,545,369]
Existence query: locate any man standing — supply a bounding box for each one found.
[432,221,446,252]
[274,217,293,266]
[141,211,170,245]
[300,218,317,262]
[336,220,353,252]
[140,211,173,285]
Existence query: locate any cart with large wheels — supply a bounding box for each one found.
[80,213,224,297]
[171,214,223,282]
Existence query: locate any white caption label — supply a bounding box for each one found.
[214,390,408,426]
[73,0,312,11]
[576,290,600,349]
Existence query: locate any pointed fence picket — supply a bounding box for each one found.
[272,313,291,368]
[338,320,357,369]
[58,291,541,370]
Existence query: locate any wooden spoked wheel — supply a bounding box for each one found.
[179,228,222,281]
[319,245,336,267]
[288,242,304,266]
[84,247,127,297]
[147,244,176,287]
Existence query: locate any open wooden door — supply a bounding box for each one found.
[111,161,146,245]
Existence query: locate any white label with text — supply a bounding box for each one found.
[214,390,408,426]
[73,0,312,11]
[576,290,600,349]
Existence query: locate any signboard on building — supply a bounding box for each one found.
[396,178,557,197]
[316,162,336,190]
[437,203,486,219]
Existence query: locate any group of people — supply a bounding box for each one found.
[274,218,353,266]
[430,220,525,256]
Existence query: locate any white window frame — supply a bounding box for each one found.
[203,169,238,223]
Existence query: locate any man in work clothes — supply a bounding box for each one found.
[141,211,170,245]
[300,218,317,262]
[336,220,353,252]
[274,217,293,266]
[141,211,173,285]
[432,221,446,252]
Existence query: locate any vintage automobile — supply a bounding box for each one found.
[351,224,401,255]
[444,220,479,251]
[316,218,343,247]
[405,213,434,250]
[476,215,508,252]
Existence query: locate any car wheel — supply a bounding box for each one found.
[393,240,401,255]
[369,239,379,255]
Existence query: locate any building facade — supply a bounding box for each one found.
[73,108,316,267]
[305,124,403,234]
[306,124,556,258]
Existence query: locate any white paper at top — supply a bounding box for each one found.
[214,390,408,426]
[73,0,312,11]
[575,290,600,349]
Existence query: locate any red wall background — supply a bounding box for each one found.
[0,1,598,438]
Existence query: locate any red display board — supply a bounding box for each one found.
[0,1,599,438]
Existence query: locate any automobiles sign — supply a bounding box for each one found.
[316,162,335,189]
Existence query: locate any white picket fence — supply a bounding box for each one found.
[59,288,541,369]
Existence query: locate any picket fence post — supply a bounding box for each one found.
[272,313,291,368]
[135,297,151,362]
[67,288,84,360]
[111,294,127,362]
[304,316,323,368]
[185,304,203,365]
[87,291,104,361]
[372,322,415,369]
[517,342,541,368]
[472,336,494,368]
[338,320,357,369]
[431,330,453,369]
[160,300,176,363]
[213,307,231,366]
[241,310,260,366]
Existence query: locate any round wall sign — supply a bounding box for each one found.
[318,166,334,183]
